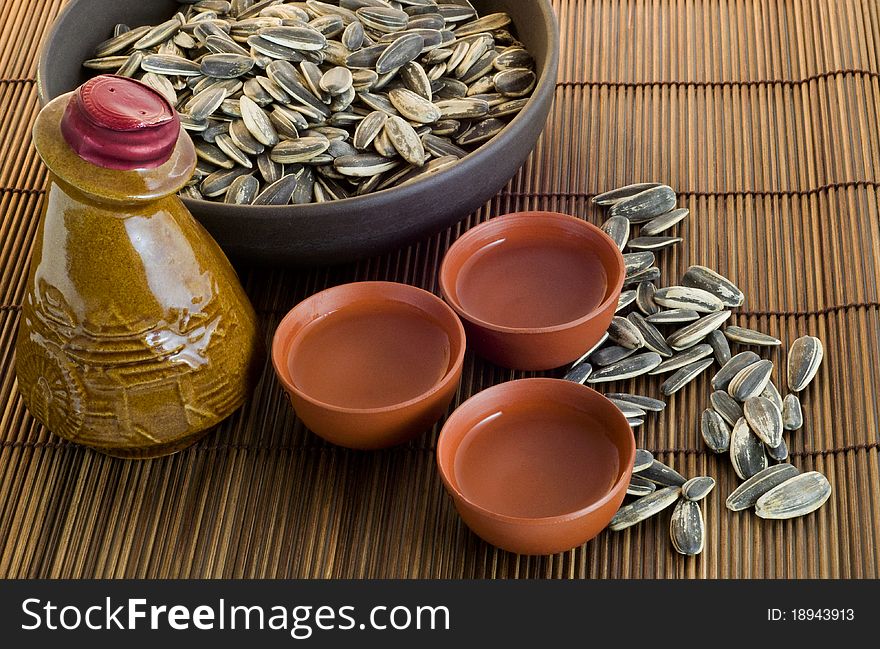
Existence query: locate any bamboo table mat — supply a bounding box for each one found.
[2,0,880,579]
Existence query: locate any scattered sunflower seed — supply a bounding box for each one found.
[627,475,657,497]
[726,463,801,511]
[728,359,774,402]
[680,265,744,308]
[754,471,832,520]
[633,449,655,472]
[587,344,636,367]
[637,459,687,487]
[606,394,667,413]
[707,329,732,365]
[600,215,630,251]
[617,290,637,312]
[711,351,761,391]
[782,393,804,431]
[587,352,662,383]
[627,312,672,356]
[660,357,714,396]
[787,336,824,392]
[709,390,743,427]
[700,408,731,453]
[729,417,768,480]
[743,396,783,448]
[666,311,731,351]
[724,326,782,347]
[670,498,704,555]
[650,344,713,375]
[562,362,593,385]
[608,184,677,222]
[625,236,683,251]
[607,399,646,419]
[766,437,789,461]
[653,286,724,313]
[609,486,681,531]
[682,476,715,502]
[646,309,700,325]
[623,251,655,274]
[635,282,660,316]
[592,182,663,206]
[608,316,646,350]
[640,208,689,236]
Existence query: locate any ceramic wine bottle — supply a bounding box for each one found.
[16,75,261,458]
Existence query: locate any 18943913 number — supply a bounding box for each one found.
[768,609,855,622]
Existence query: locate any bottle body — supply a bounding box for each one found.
[16,81,260,458]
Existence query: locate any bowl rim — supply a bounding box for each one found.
[436,377,636,525]
[271,280,467,415]
[438,211,626,334]
[36,0,561,218]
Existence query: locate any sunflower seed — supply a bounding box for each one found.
[388,87,441,122]
[215,133,253,168]
[627,475,657,497]
[200,53,255,78]
[628,312,672,357]
[646,309,700,325]
[433,97,489,119]
[239,95,279,145]
[608,316,646,350]
[140,72,178,105]
[680,265,744,308]
[270,136,331,163]
[493,67,536,97]
[185,86,227,120]
[627,418,644,428]
[637,459,687,487]
[195,140,234,168]
[623,251,655,274]
[256,152,283,184]
[782,393,803,431]
[133,14,184,50]
[667,311,732,351]
[356,6,409,32]
[562,362,592,385]
[587,352,662,383]
[609,486,681,531]
[670,498,704,555]
[224,173,259,204]
[600,215,630,251]
[261,25,326,50]
[755,471,831,520]
[607,399,646,419]
[729,417,768,480]
[728,359,774,402]
[200,166,253,197]
[617,290,637,312]
[252,173,300,205]
[635,282,659,316]
[761,380,783,412]
[384,115,426,165]
[724,326,781,347]
[700,408,731,453]
[592,182,663,206]
[711,351,761,391]
[707,329,732,365]
[454,12,512,38]
[787,336,824,392]
[726,463,801,511]
[115,51,144,77]
[633,449,655,472]
[623,267,661,287]
[640,208,689,236]
[651,344,713,375]
[489,97,528,118]
[710,390,743,427]
[625,236,682,251]
[141,53,202,76]
[455,118,505,146]
[95,24,152,57]
[743,396,783,447]
[570,332,609,368]
[606,394,667,413]
[421,133,467,158]
[205,34,250,55]
[334,153,398,176]
[683,478,716,504]
[661,358,714,395]
[590,345,636,367]
[228,119,265,155]
[654,286,724,313]
[608,185,677,222]
[376,32,424,74]
[766,437,788,461]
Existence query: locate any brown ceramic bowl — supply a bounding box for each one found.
[437,378,635,555]
[272,282,466,449]
[439,211,626,370]
[37,0,559,265]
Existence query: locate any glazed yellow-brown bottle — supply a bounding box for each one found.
[16,75,261,458]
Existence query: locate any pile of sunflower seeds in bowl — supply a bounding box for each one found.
[562,182,830,556]
[82,0,537,205]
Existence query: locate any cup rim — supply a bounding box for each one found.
[436,378,636,525]
[271,281,467,415]
[438,211,626,335]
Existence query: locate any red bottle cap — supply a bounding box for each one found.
[59,75,180,170]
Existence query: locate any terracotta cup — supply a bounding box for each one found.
[439,211,625,370]
[272,282,466,449]
[437,378,635,555]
